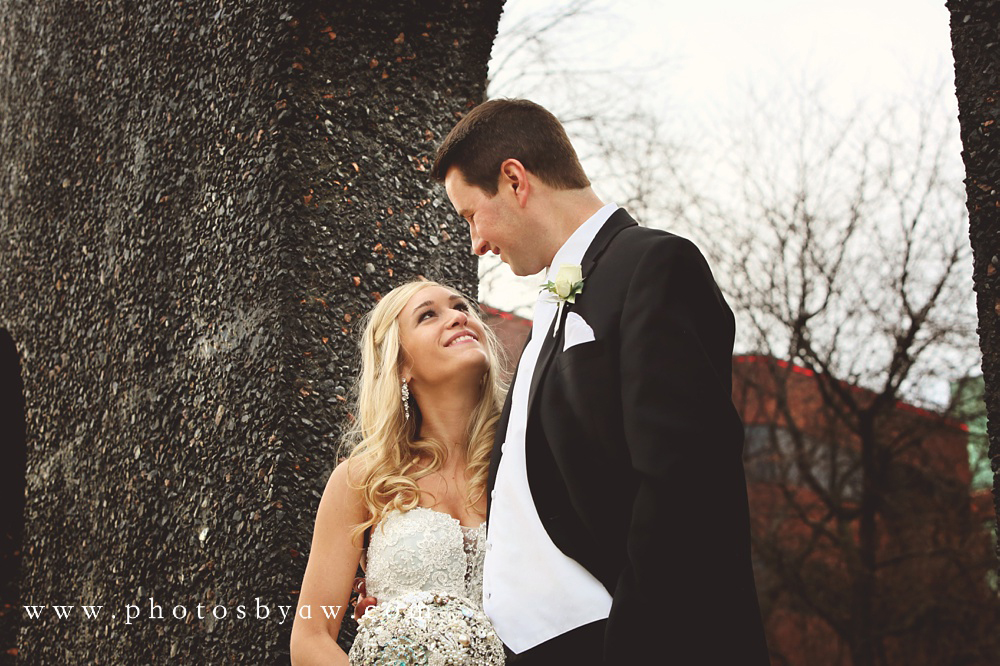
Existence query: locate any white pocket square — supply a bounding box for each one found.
[563,311,596,351]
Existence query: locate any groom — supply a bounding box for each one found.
[430,99,770,664]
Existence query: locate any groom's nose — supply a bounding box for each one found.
[470,231,489,256]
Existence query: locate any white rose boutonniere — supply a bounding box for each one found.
[541,264,585,337]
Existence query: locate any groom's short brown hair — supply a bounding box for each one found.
[431,98,590,196]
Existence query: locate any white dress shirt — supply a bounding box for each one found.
[482,202,619,653]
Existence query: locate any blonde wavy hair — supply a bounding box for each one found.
[339,279,508,546]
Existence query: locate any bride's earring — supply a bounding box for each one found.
[401,377,410,421]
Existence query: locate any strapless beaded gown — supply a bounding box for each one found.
[348,507,505,665]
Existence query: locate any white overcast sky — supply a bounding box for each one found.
[480,0,960,315]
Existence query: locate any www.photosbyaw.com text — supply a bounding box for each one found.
[22,598,340,625]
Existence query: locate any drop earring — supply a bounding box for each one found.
[401,377,410,421]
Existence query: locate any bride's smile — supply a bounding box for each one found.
[398,285,490,393]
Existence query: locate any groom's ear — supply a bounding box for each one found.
[499,158,530,206]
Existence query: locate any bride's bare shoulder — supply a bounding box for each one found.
[320,458,367,519]
[328,456,364,487]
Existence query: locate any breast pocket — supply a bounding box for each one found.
[557,338,605,364]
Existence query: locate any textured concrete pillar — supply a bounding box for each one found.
[949,0,1000,579]
[0,0,503,661]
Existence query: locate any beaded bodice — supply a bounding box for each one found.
[365,507,486,609]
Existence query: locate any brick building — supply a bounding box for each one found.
[733,354,998,665]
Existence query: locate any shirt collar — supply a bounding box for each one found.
[545,202,619,282]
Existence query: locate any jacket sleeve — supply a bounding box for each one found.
[604,235,764,663]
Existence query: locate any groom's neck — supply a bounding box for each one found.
[535,186,605,264]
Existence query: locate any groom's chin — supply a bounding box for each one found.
[506,260,535,277]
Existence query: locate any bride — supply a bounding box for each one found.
[289,279,507,665]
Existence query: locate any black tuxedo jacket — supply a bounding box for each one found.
[486,209,770,664]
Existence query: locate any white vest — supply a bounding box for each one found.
[481,203,618,653]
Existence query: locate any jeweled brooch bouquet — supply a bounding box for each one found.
[348,592,505,665]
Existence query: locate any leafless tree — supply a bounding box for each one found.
[703,80,977,396]
[700,79,999,666]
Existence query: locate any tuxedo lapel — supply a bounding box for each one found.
[580,208,638,279]
[524,306,563,421]
[523,208,637,421]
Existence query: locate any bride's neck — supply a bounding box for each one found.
[413,384,479,455]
